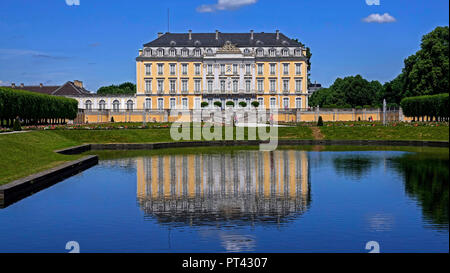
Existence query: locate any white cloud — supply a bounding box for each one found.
[197,0,257,13]
[362,13,396,23]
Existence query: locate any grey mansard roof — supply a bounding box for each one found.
[143,32,302,48]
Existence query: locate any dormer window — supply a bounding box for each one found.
[282,49,289,56]
[207,48,213,55]
[294,49,302,56]
[157,49,164,57]
[181,49,189,57]
[244,48,250,54]
[194,49,201,57]
[144,48,152,57]
[169,48,176,56]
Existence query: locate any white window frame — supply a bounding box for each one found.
[158,98,164,109]
[145,79,152,93]
[145,98,152,109]
[157,63,164,75]
[295,97,302,109]
[145,63,152,75]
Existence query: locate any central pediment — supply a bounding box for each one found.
[216,41,242,54]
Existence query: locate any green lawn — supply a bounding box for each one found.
[320,123,449,141]
[0,123,448,185]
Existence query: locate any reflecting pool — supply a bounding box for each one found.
[0,147,448,252]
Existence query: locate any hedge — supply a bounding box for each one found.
[400,93,449,121]
[0,87,78,127]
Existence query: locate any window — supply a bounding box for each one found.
[220,80,226,92]
[257,79,264,92]
[182,64,188,75]
[207,64,213,74]
[85,100,92,110]
[194,64,201,75]
[244,48,250,54]
[194,80,201,93]
[270,98,277,108]
[207,80,213,93]
[194,49,201,57]
[145,79,152,93]
[157,79,164,93]
[256,48,263,56]
[157,63,164,75]
[182,79,188,93]
[282,49,289,56]
[220,64,225,75]
[170,64,176,75]
[269,79,276,92]
[157,49,164,57]
[283,98,289,109]
[170,98,176,109]
[270,63,276,75]
[257,63,263,75]
[145,64,152,75]
[181,49,188,57]
[145,98,152,109]
[245,80,251,92]
[127,100,134,111]
[269,49,276,57]
[283,63,289,75]
[295,79,302,93]
[169,80,176,93]
[283,79,290,92]
[245,64,251,75]
[99,100,106,110]
[169,48,176,56]
[295,63,302,75]
[157,98,164,109]
[233,64,238,74]
[233,80,238,93]
[258,97,264,108]
[112,100,120,111]
[207,48,213,55]
[144,48,152,56]
[194,98,201,109]
[295,97,302,109]
[182,98,188,109]
[294,49,301,56]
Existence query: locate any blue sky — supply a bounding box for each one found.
[0,0,448,91]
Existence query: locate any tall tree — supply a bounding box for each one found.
[97,82,136,95]
[402,26,449,97]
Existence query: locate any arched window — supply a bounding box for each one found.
[157,48,164,57]
[169,48,176,56]
[256,48,264,57]
[126,100,134,111]
[99,100,106,110]
[194,48,201,57]
[181,48,189,57]
[85,100,92,110]
[206,48,213,55]
[145,98,152,109]
[269,49,276,57]
[113,100,120,111]
[294,49,302,56]
[144,48,152,56]
[282,48,289,56]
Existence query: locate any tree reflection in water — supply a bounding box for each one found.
[388,152,449,229]
[136,150,311,227]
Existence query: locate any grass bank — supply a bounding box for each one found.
[0,122,448,185]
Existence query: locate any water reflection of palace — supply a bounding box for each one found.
[136,150,311,226]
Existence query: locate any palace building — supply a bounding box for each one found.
[136,30,309,111]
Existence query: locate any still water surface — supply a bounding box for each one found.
[0,147,448,252]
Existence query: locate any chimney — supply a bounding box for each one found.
[11,83,15,88]
[73,80,83,88]
[188,30,192,40]
[157,32,163,38]
[39,83,43,88]
[215,30,219,40]
[276,30,280,40]
[250,30,254,40]
[20,83,24,88]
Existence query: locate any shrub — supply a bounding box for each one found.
[251,101,260,108]
[214,101,222,108]
[13,118,21,131]
[400,93,449,121]
[317,116,323,126]
[239,101,247,107]
[201,102,209,108]
[226,101,235,107]
[111,116,115,123]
